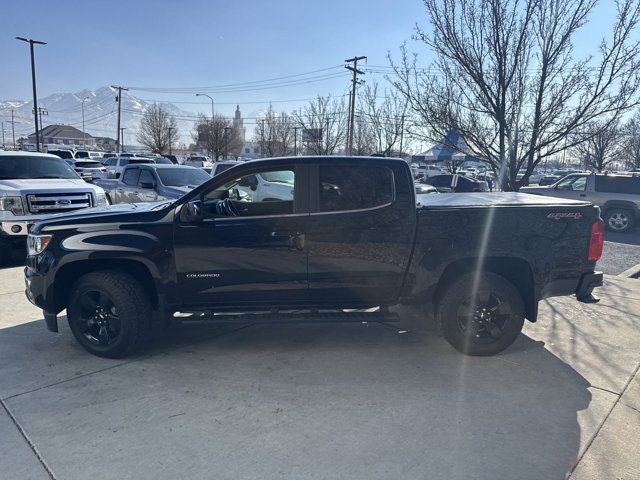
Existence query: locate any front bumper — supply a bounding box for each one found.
[0,220,35,237]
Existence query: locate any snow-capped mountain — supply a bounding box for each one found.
[0,86,195,146]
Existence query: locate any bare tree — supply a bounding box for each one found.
[573,119,625,171]
[292,95,347,155]
[193,114,242,160]
[137,103,179,154]
[253,105,294,157]
[624,110,640,169]
[359,82,408,156]
[390,0,640,190]
[352,115,377,155]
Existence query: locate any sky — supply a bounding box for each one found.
[0,0,624,146]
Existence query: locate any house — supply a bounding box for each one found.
[92,136,117,151]
[28,124,95,148]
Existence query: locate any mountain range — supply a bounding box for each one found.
[0,86,195,146]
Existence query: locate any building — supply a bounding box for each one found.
[28,124,95,148]
[26,125,117,151]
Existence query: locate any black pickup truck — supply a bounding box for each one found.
[24,157,604,358]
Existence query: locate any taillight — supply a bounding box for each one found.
[588,219,604,262]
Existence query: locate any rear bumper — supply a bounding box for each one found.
[575,271,603,300]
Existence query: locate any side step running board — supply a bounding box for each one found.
[176,310,400,325]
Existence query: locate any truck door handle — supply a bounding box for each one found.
[580,194,586,197]
[269,231,304,251]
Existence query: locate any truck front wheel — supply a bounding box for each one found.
[436,272,525,356]
[67,271,151,358]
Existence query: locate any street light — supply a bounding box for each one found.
[16,36,46,152]
[81,96,90,148]
[195,93,214,119]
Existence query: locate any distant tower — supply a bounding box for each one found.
[233,105,243,129]
[232,105,246,144]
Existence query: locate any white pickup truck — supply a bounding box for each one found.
[0,151,108,263]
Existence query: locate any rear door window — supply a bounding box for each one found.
[318,165,393,212]
[595,176,640,194]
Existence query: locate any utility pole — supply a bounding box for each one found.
[345,55,366,156]
[293,126,299,156]
[33,108,48,144]
[16,37,46,152]
[81,96,90,148]
[10,109,16,149]
[120,127,126,152]
[167,126,174,155]
[111,85,128,153]
[224,126,230,159]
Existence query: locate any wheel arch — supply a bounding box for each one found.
[53,259,159,313]
[434,256,537,322]
[601,200,639,216]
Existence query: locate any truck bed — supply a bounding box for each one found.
[418,192,591,209]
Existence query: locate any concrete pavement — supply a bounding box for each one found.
[0,266,639,480]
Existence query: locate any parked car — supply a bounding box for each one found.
[516,169,543,185]
[235,168,295,202]
[415,182,439,208]
[95,164,210,204]
[424,174,488,192]
[46,149,75,160]
[522,173,640,232]
[539,174,561,186]
[75,151,103,160]
[0,151,108,263]
[102,156,155,179]
[414,164,446,179]
[64,159,107,182]
[102,153,117,160]
[211,160,242,176]
[25,156,603,359]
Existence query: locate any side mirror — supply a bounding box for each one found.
[140,181,156,189]
[180,200,203,223]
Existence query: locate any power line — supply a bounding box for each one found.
[126,65,343,92]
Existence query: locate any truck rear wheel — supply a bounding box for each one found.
[436,272,525,356]
[67,271,151,358]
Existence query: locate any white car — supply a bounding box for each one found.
[516,169,543,185]
[0,152,108,263]
[415,164,446,179]
[75,150,104,160]
[211,161,242,177]
[236,170,294,202]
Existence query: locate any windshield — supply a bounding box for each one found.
[0,156,80,180]
[157,168,211,187]
[154,157,173,164]
[259,170,294,184]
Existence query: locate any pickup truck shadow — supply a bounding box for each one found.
[1,312,592,479]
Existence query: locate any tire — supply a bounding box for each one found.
[604,208,635,233]
[436,272,525,356]
[67,271,151,358]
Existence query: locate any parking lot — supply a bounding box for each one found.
[1,262,639,480]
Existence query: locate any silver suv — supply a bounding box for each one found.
[522,173,640,232]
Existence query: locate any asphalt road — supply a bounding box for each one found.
[599,228,640,276]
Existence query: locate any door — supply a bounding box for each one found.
[172,164,309,308]
[136,169,159,202]
[117,167,141,203]
[306,161,416,306]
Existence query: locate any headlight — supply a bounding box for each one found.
[0,196,25,215]
[27,234,52,256]
[95,192,109,206]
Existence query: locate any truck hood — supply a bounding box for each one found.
[32,201,174,234]
[0,178,103,195]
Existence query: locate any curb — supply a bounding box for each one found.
[619,262,640,279]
